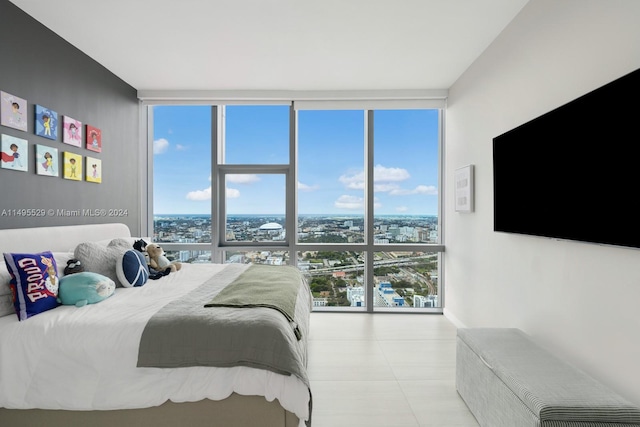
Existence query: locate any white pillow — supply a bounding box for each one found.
[0,263,10,297]
[0,294,14,317]
[0,263,13,317]
[53,252,76,277]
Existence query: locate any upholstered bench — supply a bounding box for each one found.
[456,328,640,427]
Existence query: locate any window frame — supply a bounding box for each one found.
[143,94,446,313]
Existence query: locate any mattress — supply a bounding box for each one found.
[0,263,311,425]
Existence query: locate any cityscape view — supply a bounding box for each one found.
[152,105,442,309]
[154,214,440,309]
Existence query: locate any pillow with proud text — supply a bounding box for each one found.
[3,251,60,320]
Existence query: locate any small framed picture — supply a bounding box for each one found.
[1,134,28,172]
[35,144,59,177]
[63,116,82,147]
[455,164,474,213]
[35,105,59,140]
[86,125,102,152]
[1,91,28,132]
[86,156,102,183]
[63,151,82,181]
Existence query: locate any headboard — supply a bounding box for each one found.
[0,223,132,254]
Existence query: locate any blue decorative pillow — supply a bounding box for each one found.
[3,251,60,321]
[57,272,115,307]
[116,249,149,288]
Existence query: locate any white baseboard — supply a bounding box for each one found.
[443,308,467,329]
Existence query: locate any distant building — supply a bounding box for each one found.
[298,261,310,271]
[313,298,328,307]
[377,282,405,307]
[347,286,364,307]
[414,294,438,308]
[259,222,285,240]
[227,254,245,264]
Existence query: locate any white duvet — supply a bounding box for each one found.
[0,263,309,424]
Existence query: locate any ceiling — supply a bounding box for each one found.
[10,0,529,93]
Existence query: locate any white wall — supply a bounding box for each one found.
[444,0,640,405]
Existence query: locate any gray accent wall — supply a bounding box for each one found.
[0,0,140,234]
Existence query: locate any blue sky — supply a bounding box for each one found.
[153,106,439,216]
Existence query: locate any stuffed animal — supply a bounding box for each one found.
[57,272,115,307]
[132,239,171,279]
[63,259,85,276]
[133,239,147,253]
[145,243,182,273]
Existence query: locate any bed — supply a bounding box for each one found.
[0,223,312,427]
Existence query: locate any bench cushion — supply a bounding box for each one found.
[457,328,640,424]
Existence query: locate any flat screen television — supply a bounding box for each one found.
[493,67,640,249]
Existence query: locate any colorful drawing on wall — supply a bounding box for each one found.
[0,91,28,132]
[63,116,82,147]
[86,125,102,152]
[1,134,28,171]
[35,144,59,177]
[86,156,102,183]
[35,105,58,140]
[63,151,82,181]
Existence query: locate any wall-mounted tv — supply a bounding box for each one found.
[493,67,640,249]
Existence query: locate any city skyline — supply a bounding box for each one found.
[153,106,439,216]
[153,214,440,308]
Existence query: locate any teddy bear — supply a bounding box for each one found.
[145,243,182,273]
[132,239,172,279]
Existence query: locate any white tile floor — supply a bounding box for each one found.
[307,312,480,427]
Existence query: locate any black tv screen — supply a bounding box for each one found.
[493,67,640,249]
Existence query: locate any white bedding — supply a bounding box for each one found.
[0,263,310,424]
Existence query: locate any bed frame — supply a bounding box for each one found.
[0,223,301,427]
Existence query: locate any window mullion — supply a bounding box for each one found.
[212,105,223,263]
[365,110,375,312]
[289,105,297,266]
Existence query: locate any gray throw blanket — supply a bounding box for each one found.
[137,263,311,384]
[135,263,313,425]
[205,264,303,340]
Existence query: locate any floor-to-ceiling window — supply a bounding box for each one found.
[146,99,444,312]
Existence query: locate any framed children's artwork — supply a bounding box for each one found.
[1,134,28,172]
[85,156,102,183]
[35,144,59,177]
[63,116,82,147]
[35,105,58,140]
[86,125,102,152]
[1,91,28,132]
[63,151,82,181]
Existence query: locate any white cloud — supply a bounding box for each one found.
[334,195,363,210]
[374,165,410,182]
[153,138,169,154]
[226,188,240,198]
[186,186,211,200]
[227,174,260,184]
[176,144,187,151]
[374,183,400,193]
[339,165,437,196]
[298,181,318,191]
[338,171,365,190]
[389,185,438,196]
[396,206,409,212]
[339,165,411,190]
